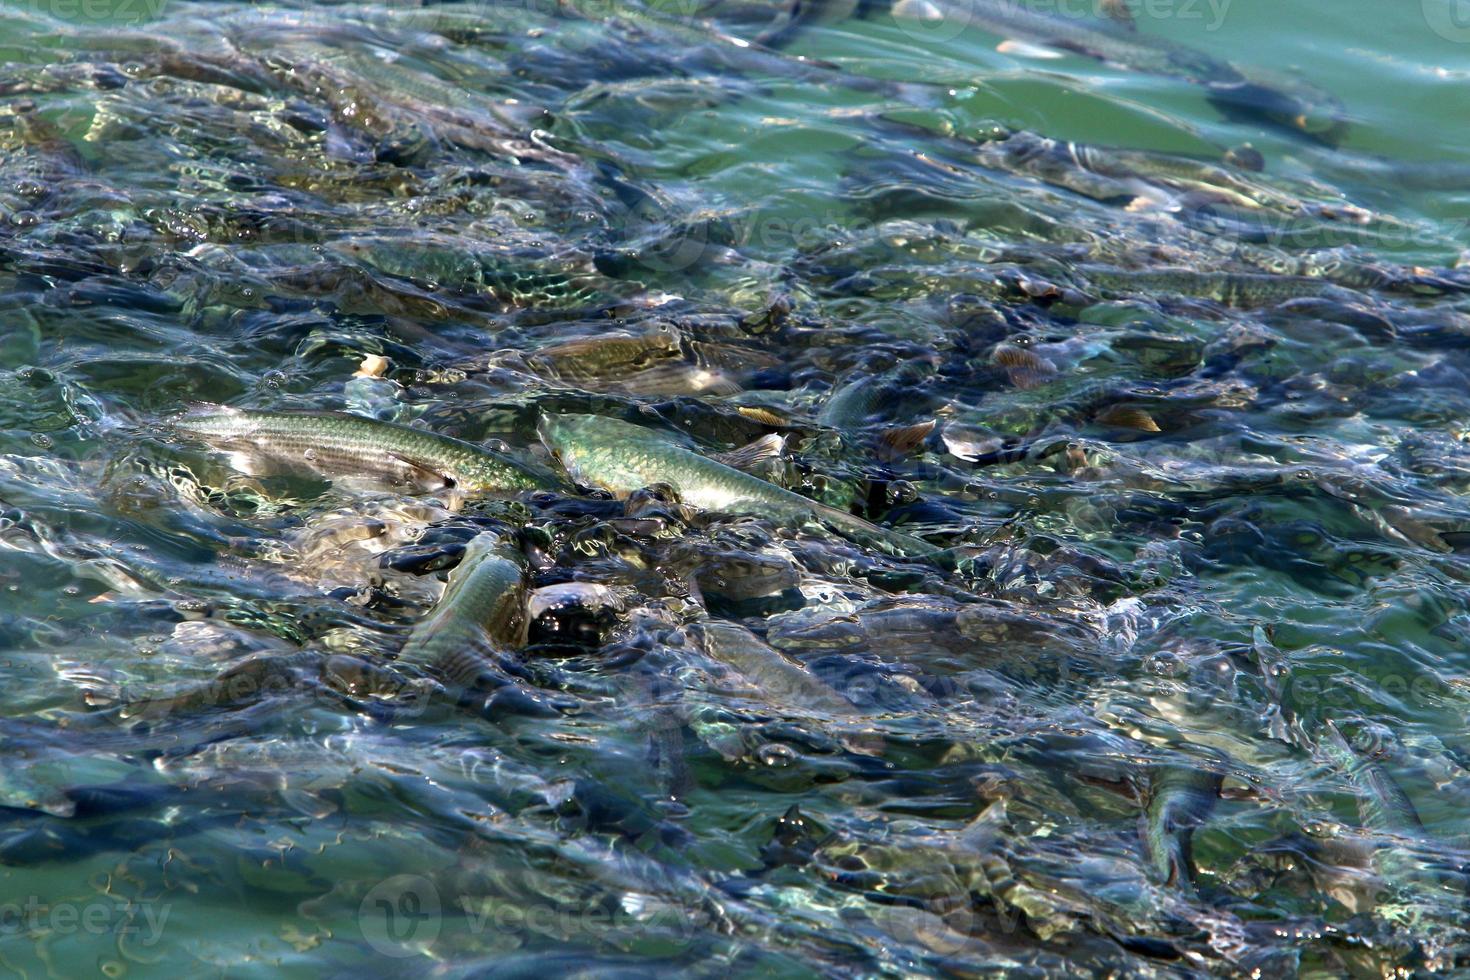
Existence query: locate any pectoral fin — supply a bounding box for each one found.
[875,418,937,460]
[385,451,455,491]
[1099,0,1137,29]
[711,433,786,472]
[892,0,944,22]
[996,38,1068,59]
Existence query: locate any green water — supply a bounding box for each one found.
[0,0,1469,975]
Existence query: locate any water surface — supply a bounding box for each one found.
[1,0,1470,975]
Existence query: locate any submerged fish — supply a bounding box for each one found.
[968,129,1309,213]
[752,0,1345,141]
[692,620,857,718]
[173,405,555,494]
[1320,720,1422,837]
[911,0,1345,142]
[390,531,550,715]
[537,413,937,556]
[524,325,684,383]
[330,236,613,310]
[1079,266,1345,307]
[1140,763,1222,894]
[519,324,756,396]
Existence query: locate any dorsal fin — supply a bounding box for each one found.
[711,433,786,471]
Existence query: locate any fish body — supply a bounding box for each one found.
[924,0,1344,141]
[173,405,554,494]
[1321,720,1423,835]
[1249,625,1310,749]
[1080,266,1341,306]
[520,325,747,396]
[330,237,610,309]
[1140,764,1222,892]
[979,132,1301,212]
[818,376,890,428]
[525,326,684,383]
[694,620,856,717]
[537,413,936,556]
[394,532,529,694]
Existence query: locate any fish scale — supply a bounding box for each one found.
[174,405,555,493]
[392,533,530,694]
[538,412,938,557]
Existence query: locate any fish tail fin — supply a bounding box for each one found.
[711,433,785,471]
[815,502,936,558]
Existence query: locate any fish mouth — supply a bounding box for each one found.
[534,412,557,450]
[534,413,567,467]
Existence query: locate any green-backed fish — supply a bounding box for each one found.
[906,0,1346,142]
[393,532,532,702]
[537,413,937,557]
[1320,719,1422,836]
[752,0,1346,141]
[173,405,556,494]
[1079,266,1345,307]
[1140,763,1222,895]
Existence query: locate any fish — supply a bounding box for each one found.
[328,236,614,310]
[907,0,1346,143]
[1249,625,1308,749]
[172,405,556,494]
[1079,266,1346,307]
[1140,763,1222,893]
[751,0,1346,140]
[693,620,857,718]
[688,547,803,612]
[522,325,684,383]
[1320,720,1423,837]
[818,376,891,428]
[105,551,540,724]
[967,130,1310,213]
[819,362,935,428]
[519,325,754,396]
[537,413,937,556]
[394,532,527,674]
[390,532,561,718]
[1314,719,1470,938]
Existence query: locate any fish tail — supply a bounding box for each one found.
[817,503,937,557]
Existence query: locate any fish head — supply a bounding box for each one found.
[172,402,245,439]
[1206,74,1349,147]
[458,530,511,569]
[536,413,603,487]
[535,411,575,461]
[643,320,682,353]
[536,413,672,496]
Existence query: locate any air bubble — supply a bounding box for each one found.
[757,743,797,767]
